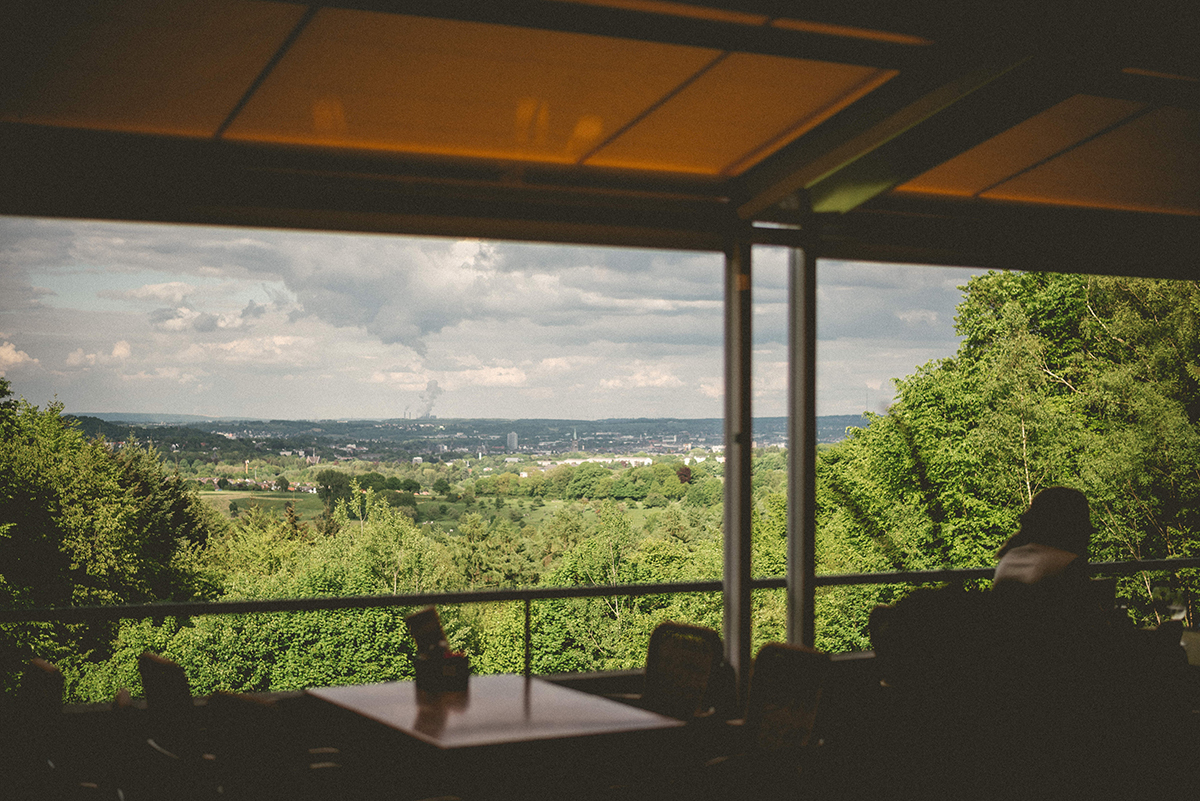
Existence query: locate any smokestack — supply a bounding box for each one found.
[418,379,443,418]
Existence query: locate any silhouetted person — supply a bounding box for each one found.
[991,486,1095,627]
[984,487,1180,800]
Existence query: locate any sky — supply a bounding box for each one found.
[0,215,986,420]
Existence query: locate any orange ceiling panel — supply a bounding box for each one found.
[0,0,304,137]
[224,8,721,166]
[896,95,1147,198]
[584,53,895,175]
[981,105,1200,215]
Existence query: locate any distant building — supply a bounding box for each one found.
[507,431,518,451]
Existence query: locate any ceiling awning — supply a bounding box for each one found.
[1,0,1197,278]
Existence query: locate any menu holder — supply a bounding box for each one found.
[406,606,471,693]
[414,651,471,693]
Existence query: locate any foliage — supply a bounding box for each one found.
[70,489,456,700]
[0,379,224,693]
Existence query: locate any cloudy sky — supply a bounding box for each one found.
[0,215,985,420]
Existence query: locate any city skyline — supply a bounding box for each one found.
[0,216,985,420]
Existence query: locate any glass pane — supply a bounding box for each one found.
[0,215,723,695]
[813,263,1200,649]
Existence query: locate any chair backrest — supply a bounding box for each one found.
[744,642,830,756]
[23,658,65,717]
[137,651,193,715]
[641,621,724,721]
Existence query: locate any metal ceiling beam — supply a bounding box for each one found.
[733,64,1012,219]
[0,122,741,251]
[732,0,1196,222]
[819,197,1200,280]
[315,0,923,69]
[733,50,1103,220]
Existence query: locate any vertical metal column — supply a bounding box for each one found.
[787,246,818,647]
[723,240,753,700]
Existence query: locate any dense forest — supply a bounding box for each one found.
[2,271,1198,702]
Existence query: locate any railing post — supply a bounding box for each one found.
[524,596,532,678]
[787,244,818,647]
[724,239,753,702]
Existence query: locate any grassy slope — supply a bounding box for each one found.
[199,490,325,522]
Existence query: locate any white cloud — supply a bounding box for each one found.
[151,307,196,331]
[896,309,939,326]
[101,281,195,305]
[0,341,38,374]
[452,366,527,388]
[66,348,96,367]
[368,370,429,391]
[538,357,574,372]
[599,365,685,390]
[0,217,983,418]
[184,336,313,365]
[122,367,200,385]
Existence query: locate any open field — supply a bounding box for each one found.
[199,490,325,522]
[412,496,662,536]
[201,490,669,531]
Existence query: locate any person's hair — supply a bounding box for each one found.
[997,486,1093,559]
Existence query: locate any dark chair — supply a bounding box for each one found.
[132,651,217,800]
[623,642,831,801]
[137,651,194,720]
[703,643,830,788]
[6,659,66,795]
[741,642,830,759]
[23,657,66,715]
[5,659,124,799]
[638,621,726,722]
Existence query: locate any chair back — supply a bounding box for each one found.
[23,658,65,717]
[744,642,830,756]
[137,651,193,716]
[641,621,724,721]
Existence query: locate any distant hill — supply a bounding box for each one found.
[817,414,871,443]
[74,412,221,424]
[69,412,872,446]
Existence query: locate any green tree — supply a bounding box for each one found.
[0,381,223,694]
[74,488,455,700]
[315,469,353,508]
[814,272,1200,647]
[565,462,612,499]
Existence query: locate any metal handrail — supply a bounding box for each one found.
[0,580,724,624]
[4,557,1197,674]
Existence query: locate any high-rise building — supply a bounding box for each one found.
[507,431,518,451]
